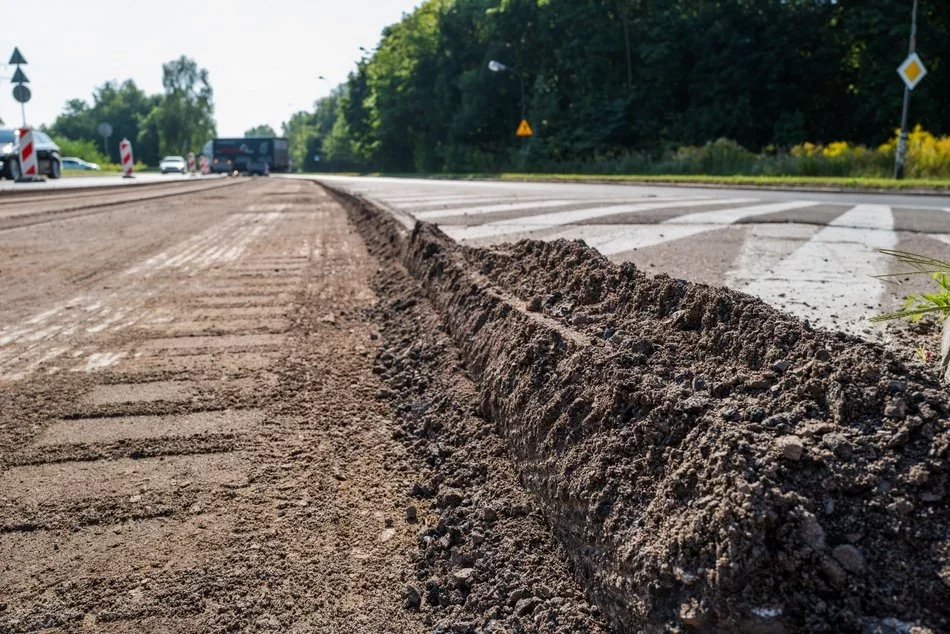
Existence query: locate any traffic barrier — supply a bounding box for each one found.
[187,151,196,175]
[119,138,134,178]
[199,155,210,175]
[17,128,38,181]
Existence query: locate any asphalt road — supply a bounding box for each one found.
[314,175,950,338]
[0,172,199,191]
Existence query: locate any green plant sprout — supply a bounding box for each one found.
[872,250,950,322]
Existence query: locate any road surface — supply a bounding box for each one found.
[315,175,950,337]
[0,176,946,632]
[0,172,201,191]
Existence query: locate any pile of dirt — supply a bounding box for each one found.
[335,188,949,634]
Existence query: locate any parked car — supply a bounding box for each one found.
[61,157,100,171]
[160,156,188,174]
[0,128,63,179]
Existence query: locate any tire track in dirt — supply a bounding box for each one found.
[0,180,425,631]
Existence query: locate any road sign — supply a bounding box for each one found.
[8,47,27,65]
[12,84,31,103]
[98,122,113,138]
[18,128,38,179]
[119,138,135,178]
[516,119,533,137]
[898,52,927,90]
[11,67,28,84]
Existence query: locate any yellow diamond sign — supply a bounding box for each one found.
[898,52,928,90]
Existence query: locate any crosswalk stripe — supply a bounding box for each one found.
[442,198,755,242]
[669,200,820,225]
[741,204,897,331]
[414,199,591,221]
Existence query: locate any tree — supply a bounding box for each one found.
[245,124,276,137]
[139,56,216,157]
[48,81,159,164]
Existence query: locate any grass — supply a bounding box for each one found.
[479,173,950,191]
[873,251,950,323]
[313,171,950,193]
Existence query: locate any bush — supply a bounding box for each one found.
[49,136,109,166]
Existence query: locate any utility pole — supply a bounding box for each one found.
[895,0,919,180]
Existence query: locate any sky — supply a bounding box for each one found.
[0,0,421,135]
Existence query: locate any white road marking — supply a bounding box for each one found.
[741,204,897,332]
[414,199,589,221]
[668,200,820,225]
[443,198,754,242]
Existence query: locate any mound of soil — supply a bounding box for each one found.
[336,189,949,633]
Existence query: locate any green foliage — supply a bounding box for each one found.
[873,251,950,322]
[245,124,276,137]
[304,0,950,174]
[49,137,108,165]
[48,57,215,166]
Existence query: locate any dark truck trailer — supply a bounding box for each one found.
[208,137,289,175]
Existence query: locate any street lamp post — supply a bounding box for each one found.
[488,60,525,122]
[895,0,920,180]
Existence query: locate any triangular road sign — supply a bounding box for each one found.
[11,67,28,84]
[516,119,533,137]
[9,47,27,65]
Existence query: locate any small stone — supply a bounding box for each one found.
[887,499,914,515]
[832,545,866,574]
[887,380,906,393]
[720,407,740,422]
[815,349,832,362]
[405,506,418,522]
[822,433,852,459]
[451,568,475,587]
[800,514,826,550]
[515,597,540,617]
[320,314,337,325]
[691,375,708,392]
[507,589,529,605]
[772,359,792,373]
[403,585,421,610]
[820,555,847,586]
[777,435,804,461]
[885,398,908,419]
[526,296,543,312]
[939,567,950,588]
[480,507,498,522]
[129,494,142,503]
[436,487,464,508]
[379,528,396,543]
[375,388,392,399]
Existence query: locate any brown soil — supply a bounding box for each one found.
[3,176,947,634]
[334,188,950,634]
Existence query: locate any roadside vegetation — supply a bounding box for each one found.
[42,56,216,168]
[279,0,950,177]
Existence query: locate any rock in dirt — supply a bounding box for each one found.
[776,435,805,461]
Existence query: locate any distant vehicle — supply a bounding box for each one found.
[0,129,63,180]
[159,156,188,174]
[207,137,290,176]
[62,157,100,171]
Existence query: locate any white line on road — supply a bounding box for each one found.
[442,198,754,242]
[740,204,897,332]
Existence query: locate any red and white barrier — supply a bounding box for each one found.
[199,155,210,175]
[17,128,38,180]
[187,152,196,175]
[119,138,134,178]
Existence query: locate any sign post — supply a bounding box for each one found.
[9,48,29,127]
[894,0,924,180]
[98,123,113,159]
